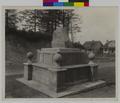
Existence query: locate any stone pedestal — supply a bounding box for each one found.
[17,48,106,97]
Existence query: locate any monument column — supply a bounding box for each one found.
[52,27,69,48]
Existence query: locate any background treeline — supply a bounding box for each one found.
[5,9,81,42]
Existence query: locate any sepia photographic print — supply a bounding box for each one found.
[4,7,117,98]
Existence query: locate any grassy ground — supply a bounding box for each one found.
[5,58,115,98]
[5,74,115,98]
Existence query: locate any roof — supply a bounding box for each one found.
[104,40,115,48]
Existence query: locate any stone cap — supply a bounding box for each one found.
[40,48,82,53]
[32,63,94,72]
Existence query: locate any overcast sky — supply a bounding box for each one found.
[73,7,118,44]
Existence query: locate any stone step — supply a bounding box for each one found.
[17,78,106,98]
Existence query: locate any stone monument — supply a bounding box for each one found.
[18,27,106,97]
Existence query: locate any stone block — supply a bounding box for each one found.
[18,47,106,97]
[24,63,33,80]
[37,48,89,67]
[28,63,92,92]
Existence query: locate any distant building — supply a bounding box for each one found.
[103,40,115,55]
[83,41,103,55]
[73,42,85,49]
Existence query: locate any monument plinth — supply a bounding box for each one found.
[17,27,106,97]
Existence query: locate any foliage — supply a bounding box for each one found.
[5,9,18,31]
[17,10,76,33]
[5,9,81,42]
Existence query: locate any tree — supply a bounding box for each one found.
[5,9,18,32]
[17,9,41,32]
[16,9,81,42]
[17,10,75,32]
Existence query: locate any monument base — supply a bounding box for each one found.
[17,78,106,98]
[17,48,106,97]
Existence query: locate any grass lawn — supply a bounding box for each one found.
[5,75,49,98]
[5,58,115,98]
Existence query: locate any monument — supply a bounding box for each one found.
[18,27,106,97]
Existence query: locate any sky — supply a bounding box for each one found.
[73,7,118,44]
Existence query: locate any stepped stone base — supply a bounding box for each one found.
[17,48,106,98]
[17,78,106,98]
